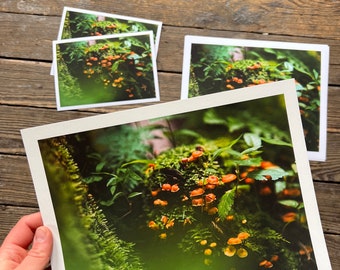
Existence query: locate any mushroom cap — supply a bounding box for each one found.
[205,193,216,203]
[191,150,204,159]
[237,232,250,240]
[224,245,236,257]
[227,237,242,245]
[171,184,180,192]
[236,247,248,258]
[161,183,171,191]
[222,173,237,183]
[207,207,218,215]
[207,175,219,185]
[281,212,297,223]
[190,188,205,197]
[204,248,212,256]
[192,198,204,206]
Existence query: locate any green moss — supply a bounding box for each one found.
[39,138,143,270]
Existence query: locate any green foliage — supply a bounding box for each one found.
[190,45,321,151]
[56,45,82,101]
[217,188,236,219]
[63,11,158,41]
[39,138,144,269]
[81,125,153,207]
[57,32,155,104]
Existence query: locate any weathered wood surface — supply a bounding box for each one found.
[1,0,339,268]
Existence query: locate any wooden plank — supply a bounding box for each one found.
[325,233,340,270]
[0,59,181,109]
[314,182,340,234]
[1,1,340,39]
[0,58,339,115]
[0,154,38,207]
[0,13,339,73]
[0,205,39,243]
[0,105,95,154]
[0,12,58,60]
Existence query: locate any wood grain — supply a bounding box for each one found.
[0,0,339,268]
[1,0,339,39]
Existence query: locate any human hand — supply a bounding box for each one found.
[0,212,53,270]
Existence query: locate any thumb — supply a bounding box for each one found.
[17,226,53,270]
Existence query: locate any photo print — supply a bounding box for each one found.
[53,31,159,110]
[22,80,330,270]
[181,36,329,161]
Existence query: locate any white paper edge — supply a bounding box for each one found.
[21,79,331,270]
[180,35,330,162]
[52,31,160,111]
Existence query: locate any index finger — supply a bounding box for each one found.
[2,212,43,249]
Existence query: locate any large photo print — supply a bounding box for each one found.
[21,80,330,270]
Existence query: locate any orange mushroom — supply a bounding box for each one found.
[260,161,277,169]
[207,175,219,185]
[171,184,180,192]
[237,247,248,258]
[224,245,236,257]
[148,221,159,230]
[154,199,168,206]
[190,188,205,197]
[205,193,216,203]
[281,212,297,223]
[192,198,204,207]
[161,183,171,191]
[207,207,218,215]
[191,150,203,159]
[227,237,242,245]
[237,232,250,240]
[222,174,237,183]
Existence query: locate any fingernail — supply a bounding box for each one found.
[34,227,47,243]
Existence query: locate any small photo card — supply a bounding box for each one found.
[22,80,330,270]
[181,35,330,161]
[58,7,163,55]
[53,31,160,110]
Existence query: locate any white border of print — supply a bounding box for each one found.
[181,35,330,162]
[21,79,331,270]
[53,31,160,111]
[51,6,162,75]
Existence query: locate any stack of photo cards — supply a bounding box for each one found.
[51,7,162,111]
[181,36,329,162]
[22,80,331,270]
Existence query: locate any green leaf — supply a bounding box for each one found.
[278,199,300,208]
[284,61,294,72]
[128,192,143,199]
[248,167,288,181]
[212,135,242,161]
[261,137,292,147]
[107,176,118,187]
[203,110,228,126]
[218,188,235,219]
[100,191,125,206]
[244,133,262,148]
[82,175,103,184]
[235,157,262,167]
[110,185,117,195]
[95,161,106,172]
